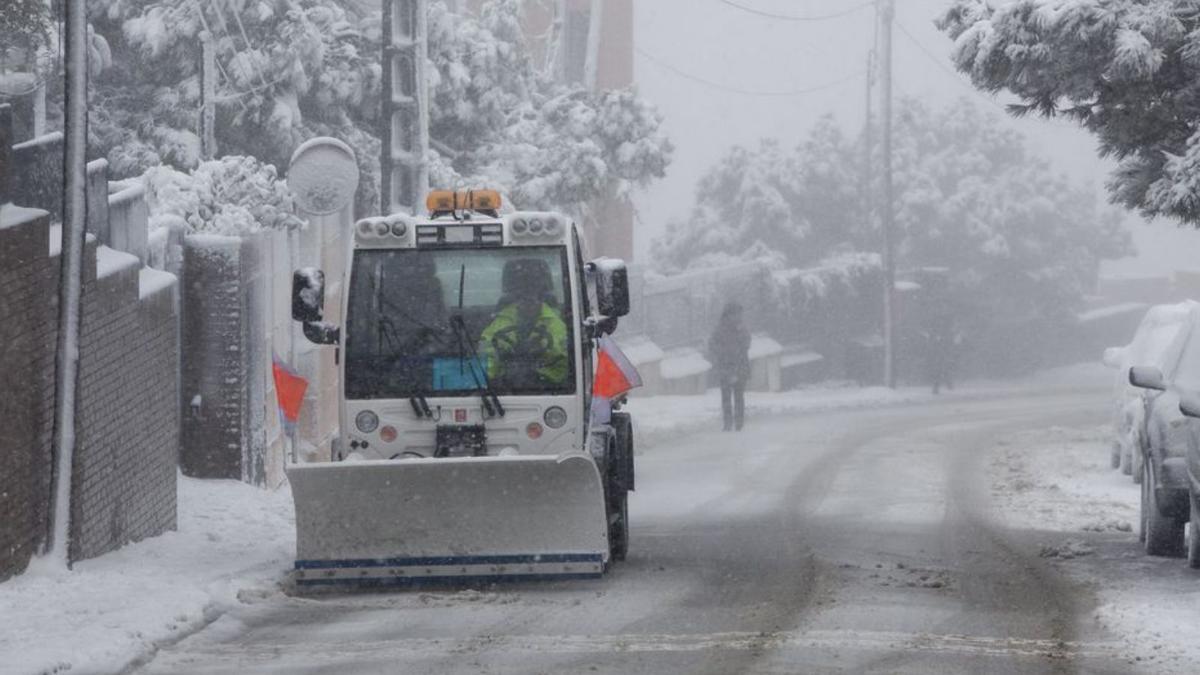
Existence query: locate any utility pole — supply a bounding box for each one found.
[199,32,217,160]
[879,0,897,389]
[47,0,90,566]
[381,0,430,216]
[864,48,875,241]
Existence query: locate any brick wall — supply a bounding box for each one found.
[70,245,179,561]
[0,129,181,579]
[0,205,57,581]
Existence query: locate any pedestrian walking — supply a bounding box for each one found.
[708,302,751,431]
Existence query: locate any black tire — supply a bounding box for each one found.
[608,490,629,562]
[1143,461,1186,557]
[611,412,634,492]
[1188,491,1200,569]
[1111,442,1121,470]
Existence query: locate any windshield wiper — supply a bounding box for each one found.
[451,314,505,418]
[409,393,433,419]
[451,264,504,418]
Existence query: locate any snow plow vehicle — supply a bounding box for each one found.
[287,189,636,588]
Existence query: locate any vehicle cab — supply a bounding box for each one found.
[291,189,624,463]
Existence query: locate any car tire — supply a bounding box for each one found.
[608,491,628,562]
[1188,491,1200,570]
[1111,442,1121,470]
[1143,460,1186,557]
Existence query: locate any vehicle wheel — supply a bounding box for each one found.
[1188,491,1200,569]
[1111,442,1121,470]
[1143,461,1186,557]
[608,491,628,562]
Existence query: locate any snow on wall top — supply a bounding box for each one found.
[95,245,139,280]
[1076,302,1149,323]
[138,267,177,300]
[620,336,665,366]
[659,347,712,380]
[748,335,783,360]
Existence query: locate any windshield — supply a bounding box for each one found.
[1172,325,1200,391]
[344,246,575,399]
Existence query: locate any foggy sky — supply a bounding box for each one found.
[631,0,1197,275]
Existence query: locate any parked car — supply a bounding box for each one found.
[1176,387,1200,567]
[1129,305,1200,557]
[1103,301,1196,480]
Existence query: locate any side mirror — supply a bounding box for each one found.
[293,268,326,323]
[1130,365,1167,391]
[292,268,340,345]
[588,257,630,319]
[1180,392,1200,419]
[1102,347,1124,369]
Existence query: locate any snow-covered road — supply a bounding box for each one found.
[130,385,1159,674]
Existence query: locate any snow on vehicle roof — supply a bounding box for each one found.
[658,347,712,380]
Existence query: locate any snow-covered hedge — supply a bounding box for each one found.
[142,156,304,236]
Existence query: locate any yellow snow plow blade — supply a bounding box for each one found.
[287,453,610,588]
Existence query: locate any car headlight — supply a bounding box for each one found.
[355,410,379,433]
[544,406,568,429]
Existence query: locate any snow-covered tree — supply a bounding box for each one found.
[653,117,863,272]
[655,99,1132,361]
[142,156,305,235]
[890,99,1131,329]
[938,0,1200,225]
[86,0,670,220]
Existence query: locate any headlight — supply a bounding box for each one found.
[390,221,407,237]
[528,218,544,234]
[512,218,528,234]
[544,218,561,235]
[355,410,379,433]
[543,406,568,429]
[373,221,390,237]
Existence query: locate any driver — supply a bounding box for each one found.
[480,259,569,388]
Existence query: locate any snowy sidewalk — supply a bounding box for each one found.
[0,364,1110,675]
[628,362,1110,445]
[0,478,294,675]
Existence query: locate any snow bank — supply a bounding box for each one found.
[0,476,294,675]
[985,423,1199,672]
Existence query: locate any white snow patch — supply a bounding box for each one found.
[658,347,712,380]
[95,245,139,280]
[139,266,177,300]
[619,335,665,366]
[0,475,294,675]
[1077,302,1150,323]
[986,423,1200,672]
[748,334,783,360]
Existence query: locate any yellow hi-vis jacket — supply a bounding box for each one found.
[480,303,569,386]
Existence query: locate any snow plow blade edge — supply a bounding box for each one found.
[286,454,610,587]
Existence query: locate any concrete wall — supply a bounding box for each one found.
[180,230,294,487]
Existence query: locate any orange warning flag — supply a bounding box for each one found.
[592,337,642,424]
[272,354,308,432]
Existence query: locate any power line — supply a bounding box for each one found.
[893,22,1080,129]
[635,45,864,98]
[717,0,875,22]
[894,21,1007,113]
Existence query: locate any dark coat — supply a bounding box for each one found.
[708,321,751,382]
